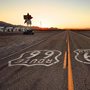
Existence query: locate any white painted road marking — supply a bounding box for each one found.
[8,50,62,67]
[74,49,90,64]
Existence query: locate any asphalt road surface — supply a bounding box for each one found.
[0,30,90,90]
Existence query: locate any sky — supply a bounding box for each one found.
[0,0,90,29]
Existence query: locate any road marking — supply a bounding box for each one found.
[63,51,67,69]
[8,50,62,67]
[67,33,74,90]
[74,49,90,64]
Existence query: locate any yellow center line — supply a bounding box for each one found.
[63,51,67,69]
[67,33,74,90]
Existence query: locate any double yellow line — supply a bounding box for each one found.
[63,32,74,90]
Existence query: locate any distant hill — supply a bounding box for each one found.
[0,21,61,30]
[0,21,13,27]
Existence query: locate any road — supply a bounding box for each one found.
[0,30,90,90]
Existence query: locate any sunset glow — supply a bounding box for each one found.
[0,0,90,29]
